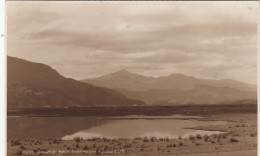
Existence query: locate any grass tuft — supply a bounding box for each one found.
[150,137,156,142]
[83,145,88,150]
[203,134,209,142]
[196,134,202,140]
[11,140,21,146]
[20,145,26,150]
[230,138,239,143]
[143,137,149,142]
[74,137,82,143]
[189,135,195,141]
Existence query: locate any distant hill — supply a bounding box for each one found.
[7,57,144,108]
[116,86,256,105]
[82,70,257,105]
[229,99,257,105]
[82,69,256,91]
[83,69,157,91]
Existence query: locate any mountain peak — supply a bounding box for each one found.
[167,73,197,80]
[169,73,186,77]
[117,69,130,74]
[110,69,132,76]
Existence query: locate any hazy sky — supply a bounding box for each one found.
[7,1,258,84]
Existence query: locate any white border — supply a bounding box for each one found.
[0,2,259,156]
[257,2,260,156]
[0,0,6,155]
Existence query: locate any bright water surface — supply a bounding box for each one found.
[7,115,225,140]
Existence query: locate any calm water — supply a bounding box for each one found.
[8,115,225,140]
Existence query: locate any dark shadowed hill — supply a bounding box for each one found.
[7,56,144,108]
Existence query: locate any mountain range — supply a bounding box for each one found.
[7,56,257,107]
[7,56,144,108]
[82,69,257,105]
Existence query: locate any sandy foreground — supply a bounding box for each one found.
[7,113,257,156]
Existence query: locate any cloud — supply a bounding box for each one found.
[6,1,258,83]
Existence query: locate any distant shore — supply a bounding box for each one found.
[7,104,257,117]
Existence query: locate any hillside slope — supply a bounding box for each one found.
[116,86,256,105]
[7,56,144,108]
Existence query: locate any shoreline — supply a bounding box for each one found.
[7,112,257,156]
[7,104,257,117]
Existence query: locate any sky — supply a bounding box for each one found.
[6,1,258,84]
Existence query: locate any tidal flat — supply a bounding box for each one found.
[7,112,257,156]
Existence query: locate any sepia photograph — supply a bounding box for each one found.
[6,1,258,156]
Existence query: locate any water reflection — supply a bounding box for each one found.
[7,115,225,140]
[63,118,224,140]
[7,117,108,140]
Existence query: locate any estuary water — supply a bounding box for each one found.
[7,115,225,140]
